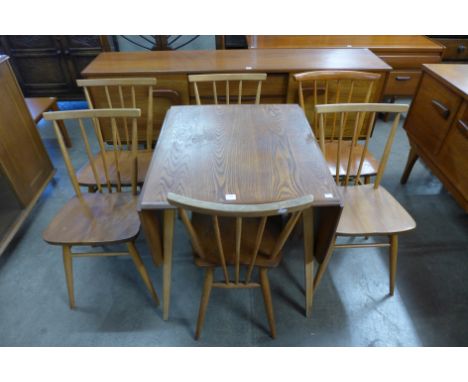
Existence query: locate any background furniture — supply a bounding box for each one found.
[429,36,468,62]
[0,55,55,255]
[81,48,391,140]
[168,192,314,339]
[247,35,444,98]
[314,103,415,295]
[42,108,159,308]
[138,104,343,320]
[401,64,468,212]
[25,97,72,147]
[76,78,157,190]
[0,36,110,99]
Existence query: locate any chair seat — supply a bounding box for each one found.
[25,97,57,123]
[325,141,379,178]
[43,193,140,246]
[76,150,153,187]
[337,184,416,236]
[190,214,284,268]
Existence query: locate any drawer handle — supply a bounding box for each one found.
[395,76,411,81]
[458,45,466,53]
[458,119,468,139]
[431,99,450,119]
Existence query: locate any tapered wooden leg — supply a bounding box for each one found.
[313,236,335,292]
[163,209,175,320]
[364,175,371,184]
[260,268,276,339]
[87,185,98,193]
[62,245,75,309]
[400,146,419,184]
[303,207,314,318]
[389,234,398,296]
[51,101,72,148]
[127,241,160,305]
[195,268,214,340]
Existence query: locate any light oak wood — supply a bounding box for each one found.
[0,56,55,255]
[168,192,312,339]
[42,108,159,308]
[314,103,415,296]
[138,104,344,320]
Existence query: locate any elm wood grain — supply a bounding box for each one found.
[139,104,343,319]
[401,64,468,211]
[168,192,314,338]
[25,97,72,147]
[315,103,415,296]
[42,108,159,307]
[0,55,55,255]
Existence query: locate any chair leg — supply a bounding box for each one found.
[389,234,398,296]
[87,185,98,193]
[62,245,75,309]
[195,268,214,340]
[127,242,160,305]
[260,268,276,339]
[364,175,371,184]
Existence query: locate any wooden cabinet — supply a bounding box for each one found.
[0,36,108,99]
[402,64,468,212]
[429,36,468,62]
[0,55,55,255]
[247,36,445,97]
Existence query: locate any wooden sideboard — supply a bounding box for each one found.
[401,64,468,212]
[81,48,391,140]
[247,36,445,98]
[0,56,55,255]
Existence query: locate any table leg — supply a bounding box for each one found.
[400,146,419,184]
[163,209,175,320]
[139,210,163,266]
[302,207,314,318]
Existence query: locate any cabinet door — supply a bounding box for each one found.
[436,102,468,205]
[0,59,54,206]
[0,36,74,97]
[404,72,462,155]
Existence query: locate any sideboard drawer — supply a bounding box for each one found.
[438,39,468,61]
[404,73,462,155]
[379,54,441,69]
[436,103,468,201]
[384,70,421,96]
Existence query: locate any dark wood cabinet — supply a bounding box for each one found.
[0,35,108,99]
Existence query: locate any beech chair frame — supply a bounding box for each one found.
[42,108,159,308]
[312,102,415,297]
[168,192,314,339]
[188,73,267,105]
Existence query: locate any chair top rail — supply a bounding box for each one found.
[43,108,141,121]
[188,73,267,82]
[294,70,381,82]
[76,78,157,87]
[315,103,409,114]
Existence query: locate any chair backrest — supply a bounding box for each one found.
[314,103,409,187]
[188,73,267,105]
[43,108,141,195]
[76,78,156,148]
[294,71,381,138]
[168,193,314,284]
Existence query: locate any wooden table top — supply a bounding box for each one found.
[423,64,468,99]
[82,49,391,76]
[138,104,342,210]
[247,35,444,53]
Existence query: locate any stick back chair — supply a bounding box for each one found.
[312,103,416,297]
[294,71,382,183]
[188,73,267,105]
[167,192,315,339]
[76,78,157,191]
[42,108,159,308]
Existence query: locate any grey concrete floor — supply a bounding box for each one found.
[0,100,467,346]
